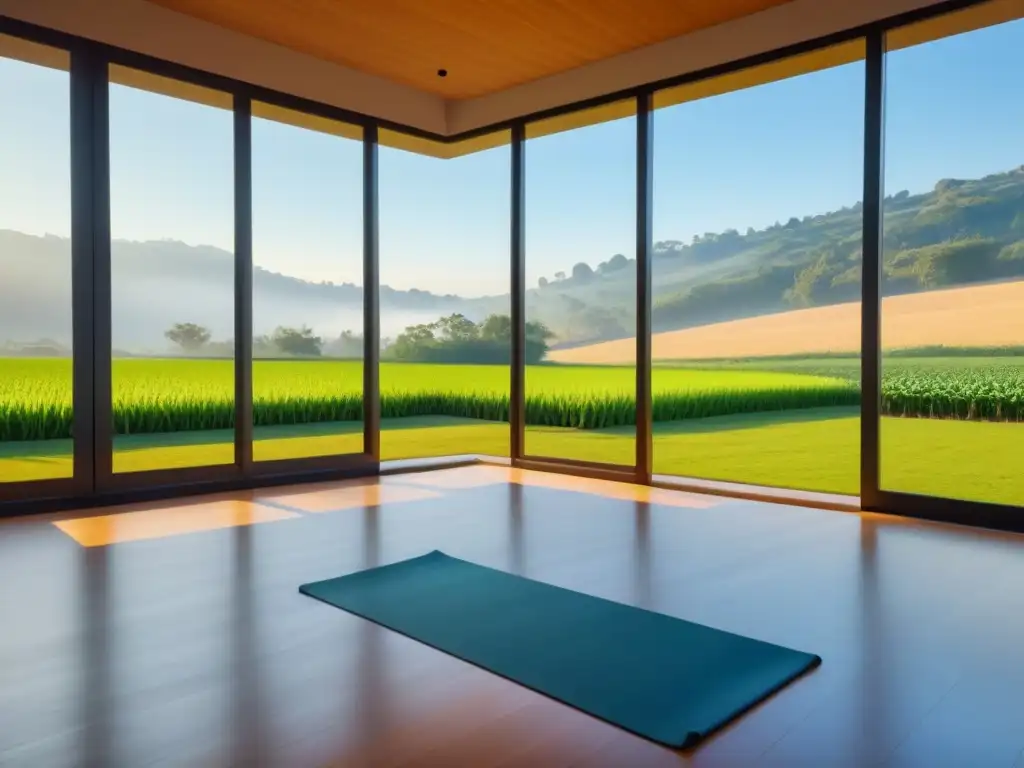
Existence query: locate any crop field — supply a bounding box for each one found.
[884,367,1024,421]
[3,358,1023,442]
[0,358,858,440]
[1,355,1022,506]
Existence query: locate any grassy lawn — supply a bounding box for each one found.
[4,410,1022,507]
[0,417,508,479]
[653,409,859,494]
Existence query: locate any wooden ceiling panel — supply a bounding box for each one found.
[146,0,796,99]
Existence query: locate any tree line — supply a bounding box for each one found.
[162,313,553,364]
[386,313,553,363]
[163,323,360,358]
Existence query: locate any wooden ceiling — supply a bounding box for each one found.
[146,0,796,99]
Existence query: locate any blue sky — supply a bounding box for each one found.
[1,17,1022,298]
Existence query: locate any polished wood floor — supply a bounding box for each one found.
[2,465,1024,767]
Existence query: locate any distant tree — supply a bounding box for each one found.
[389,323,436,359]
[579,306,626,339]
[605,253,629,272]
[654,240,683,252]
[479,314,512,341]
[554,271,566,281]
[538,276,549,288]
[894,190,911,201]
[252,333,275,358]
[203,339,234,358]
[385,313,553,364]
[525,320,555,345]
[998,240,1024,263]
[934,178,965,194]
[786,248,839,308]
[434,313,480,342]
[746,227,756,237]
[571,262,595,282]
[885,237,1003,289]
[271,325,323,356]
[165,322,211,352]
[323,329,362,358]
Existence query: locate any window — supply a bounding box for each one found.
[0,37,72,483]
[524,103,637,467]
[651,43,866,494]
[378,132,511,461]
[880,3,1024,507]
[251,103,364,462]
[108,67,234,473]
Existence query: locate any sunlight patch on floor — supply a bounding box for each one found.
[54,499,299,547]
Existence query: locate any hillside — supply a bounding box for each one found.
[536,165,1024,344]
[3,164,1023,352]
[548,280,1024,363]
[0,231,471,351]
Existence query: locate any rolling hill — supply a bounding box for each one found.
[536,165,1024,347]
[2,164,1023,353]
[548,280,1024,363]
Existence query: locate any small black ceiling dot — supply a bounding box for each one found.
[437,69,448,78]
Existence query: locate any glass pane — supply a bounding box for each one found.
[109,67,234,473]
[378,133,510,461]
[251,103,363,462]
[524,104,637,466]
[881,4,1024,506]
[651,43,865,494]
[0,37,72,483]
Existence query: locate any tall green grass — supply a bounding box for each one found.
[1,357,1022,441]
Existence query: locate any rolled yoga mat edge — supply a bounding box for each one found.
[299,550,820,749]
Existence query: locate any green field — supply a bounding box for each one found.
[2,410,1023,506]
[1,358,856,439]
[1,356,1022,507]
[5,357,1022,440]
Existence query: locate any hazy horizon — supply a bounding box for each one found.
[2,16,1024,299]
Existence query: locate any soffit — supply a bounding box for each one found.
[145,0,796,99]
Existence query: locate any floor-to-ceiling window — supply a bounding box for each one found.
[378,133,511,461]
[0,37,73,483]
[880,3,1024,507]
[251,103,364,462]
[108,67,235,474]
[4,0,1024,529]
[650,44,866,495]
[524,104,637,466]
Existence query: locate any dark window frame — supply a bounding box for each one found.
[3,0,1024,537]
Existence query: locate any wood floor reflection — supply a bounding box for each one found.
[1,465,1023,767]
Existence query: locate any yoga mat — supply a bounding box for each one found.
[300,550,819,748]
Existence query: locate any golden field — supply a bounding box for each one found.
[548,280,1024,363]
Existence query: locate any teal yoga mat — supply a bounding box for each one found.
[299,550,820,748]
